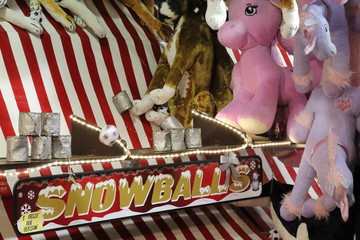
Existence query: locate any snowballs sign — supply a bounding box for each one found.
[14,156,262,235]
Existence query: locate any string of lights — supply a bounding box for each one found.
[0,112,296,177]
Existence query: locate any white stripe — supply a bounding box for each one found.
[140,215,168,239]
[0,122,6,158]
[251,206,274,228]
[207,205,245,238]
[77,225,98,239]
[222,204,262,240]
[253,148,274,181]
[52,229,72,240]
[0,51,20,136]
[92,162,105,171]
[273,156,295,184]
[175,209,206,239]
[155,213,186,239]
[28,33,70,136]
[0,197,19,239]
[4,169,19,194]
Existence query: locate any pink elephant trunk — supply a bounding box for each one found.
[218,20,249,50]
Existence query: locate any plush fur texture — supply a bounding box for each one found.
[205,0,300,39]
[280,86,360,222]
[130,0,233,129]
[214,0,307,137]
[0,0,43,35]
[293,0,351,98]
[122,0,172,40]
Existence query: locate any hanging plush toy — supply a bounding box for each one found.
[205,0,300,39]
[0,0,43,35]
[292,0,351,98]
[279,84,360,222]
[130,0,233,129]
[120,0,172,40]
[27,0,106,38]
[214,0,307,137]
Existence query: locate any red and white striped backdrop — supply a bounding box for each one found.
[0,0,308,239]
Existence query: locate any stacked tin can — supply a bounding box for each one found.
[7,112,71,161]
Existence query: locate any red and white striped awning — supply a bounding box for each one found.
[0,0,313,239]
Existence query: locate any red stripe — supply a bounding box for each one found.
[89,224,111,240]
[200,206,233,239]
[43,231,60,240]
[184,208,215,240]
[46,28,97,124]
[93,1,151,148]
[139,159,150,166]
[229,205,266,240]
[131,217,156,240]
[155,158,166,165]
[232,49,241,62]
[67,228,86,240]
[39,32,73,130]
[151,214,177,240]
[81,164,95,173]
[0,90,16,137]
[125,4,162,61]
[241,207,272,233]
[101,162,114,170]
[215,204,261,239]
[261,150,287,183]
[276,43,292,67]
[111,220,135,240]
[0,26,30,112]
[168,211,196,239]
[109,0,154,87]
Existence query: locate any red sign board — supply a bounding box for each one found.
[14,156,262,235]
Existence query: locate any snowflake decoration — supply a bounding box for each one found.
[28,190,35,200]
[21,203,31,215]
[18,192,23,198]
[250,160,256,170]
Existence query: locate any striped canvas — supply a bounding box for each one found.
[0,0,313,239]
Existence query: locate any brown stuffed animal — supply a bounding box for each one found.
[130,0,233,129]
[121,0,173,40]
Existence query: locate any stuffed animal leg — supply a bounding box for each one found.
[55,0,106,38]
[0,0,43,35]
[205,0,227,30]
[30,0,76,31]
[120,0,172,40]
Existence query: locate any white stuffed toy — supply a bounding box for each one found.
[0,0,43,35]
[29,0,106,38]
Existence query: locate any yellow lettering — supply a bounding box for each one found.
[192,169,210,198]
[64,182,94,217]
[91,179,116,213]
[151,174,173,205]
[119,175,155,208]
[36,186,66,221]
[210,167,228,195]
[171,170,191,202]
[229,165,251,192]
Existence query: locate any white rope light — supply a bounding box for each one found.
[0,112,298,177]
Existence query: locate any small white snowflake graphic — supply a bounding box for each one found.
[18,192,23,198]
[250,161,256,170]
[21,203,31,215]
[28,190,35,200]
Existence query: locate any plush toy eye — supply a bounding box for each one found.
[325,25,328,32]
[245,4,258,16]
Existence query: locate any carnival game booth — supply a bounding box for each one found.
[0,0,348,239]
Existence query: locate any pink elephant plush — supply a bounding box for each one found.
[215,0,307,137]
